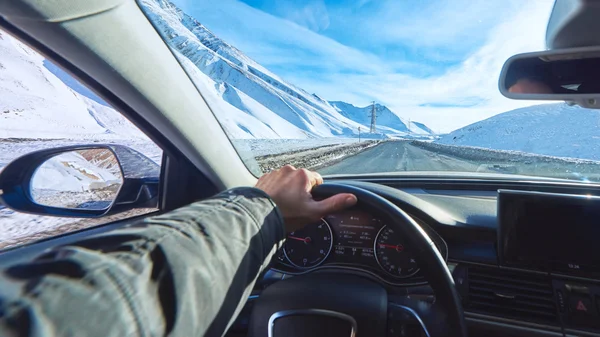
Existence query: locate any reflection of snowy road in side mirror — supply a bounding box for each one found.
[30,149,123,210]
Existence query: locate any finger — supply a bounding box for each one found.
[299,169,322,189]
[281,164,296,172]
[311,193,357,215]
[306,170,323,187]
[313,172,324,186]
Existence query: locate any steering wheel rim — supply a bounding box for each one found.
[249,183,467,337]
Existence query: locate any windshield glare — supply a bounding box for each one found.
[139,0,600,182]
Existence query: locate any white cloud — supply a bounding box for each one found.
[284,0,555,132]
[271,0,330,32]
[362,1,518,46]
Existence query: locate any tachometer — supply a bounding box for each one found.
[283,219,333,269]
[374,225,419,278]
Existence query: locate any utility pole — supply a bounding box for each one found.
[408,118,411,136]
[369,101,377,133]
[358,126,361,142]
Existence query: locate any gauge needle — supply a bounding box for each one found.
[288,236,311,243]
[379,243,404,251]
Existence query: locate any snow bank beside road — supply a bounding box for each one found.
[412,140,600,181]
[438,103,600,162]
[231,138,360,157]
[416,140,600,165]
[256,140,380,173]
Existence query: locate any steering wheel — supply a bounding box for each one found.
[249,183,468,337]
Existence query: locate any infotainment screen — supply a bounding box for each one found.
[498,190,600,274]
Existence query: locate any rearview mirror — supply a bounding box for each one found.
[30,149,124,211]
[499,47,600,109]
[0,145,160,217]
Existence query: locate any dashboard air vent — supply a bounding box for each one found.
[466,266,558,324]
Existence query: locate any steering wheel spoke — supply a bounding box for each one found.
[388,296,452,337]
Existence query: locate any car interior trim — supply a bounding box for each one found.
[269,266,428,287]
[466,317,563,336]
[388,303,431,337]
[267,309,357,337]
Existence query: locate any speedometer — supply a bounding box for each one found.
[283,219,333,269]
[374,225,419,278]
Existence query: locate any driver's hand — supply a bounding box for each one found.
[256,165,357,232]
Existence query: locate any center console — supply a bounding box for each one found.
[465,190,600,335]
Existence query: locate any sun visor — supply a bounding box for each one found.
[0,0,123,22]
[547,0,600,49]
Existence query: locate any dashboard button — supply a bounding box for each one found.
[569,295,591,314]
[568,294,595,323]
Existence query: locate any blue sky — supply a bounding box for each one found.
[172,0,554,132]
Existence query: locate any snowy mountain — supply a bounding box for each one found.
[412,122,434,135]
[438,103,600,161]
[0,30,148,140]
[0,0,431,142]
[138,0,431,139]
[330,101,431,135]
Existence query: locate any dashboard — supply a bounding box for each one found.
[271,209,447,285]
[232,178,600,337]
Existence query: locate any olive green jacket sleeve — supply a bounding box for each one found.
[0,187,285,337]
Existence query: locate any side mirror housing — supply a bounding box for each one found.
[0,145,160,217]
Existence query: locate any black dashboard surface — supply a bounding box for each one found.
[263,178,600,337]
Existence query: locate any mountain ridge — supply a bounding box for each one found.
[139,0,432,139]
[0,0,432,141]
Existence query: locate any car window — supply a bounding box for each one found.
[137,0,600,183]
[0,29,163,250]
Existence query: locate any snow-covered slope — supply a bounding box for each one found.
[413,122,434,135]
[0,0,431,141]
[438,103,600,161]
[138,0,431,139]
[330,101,430,135]
[0,31,149,141]
[0,31,106,139]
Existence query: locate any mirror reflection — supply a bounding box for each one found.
[504,56,600,95]
[30,149,123,210]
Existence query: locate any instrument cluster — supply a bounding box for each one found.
[273,209,447,285]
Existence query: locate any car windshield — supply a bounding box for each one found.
[139,0,600,182]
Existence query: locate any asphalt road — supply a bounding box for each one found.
[318,140,481,175]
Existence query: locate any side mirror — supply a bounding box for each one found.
[499,46,600,109]
[0,145,160,217]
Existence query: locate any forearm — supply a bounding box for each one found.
[146,187,285,336]
[0,187,285,337]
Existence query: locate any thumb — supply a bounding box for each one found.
[313,193,357,215]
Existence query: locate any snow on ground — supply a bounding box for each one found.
[3,0,599,250]
[32,151,121,193]
[255,140,381,173]
[0,32,106,139]
[438,103,600,162]
[0,207,155,250]
[413,140,600,181]
[30,149,123,210]
[231,138,363,157]
[0,138,163,171]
